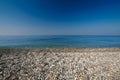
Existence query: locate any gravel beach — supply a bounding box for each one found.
[0,48,120,80]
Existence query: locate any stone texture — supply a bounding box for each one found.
[0,48,120,80]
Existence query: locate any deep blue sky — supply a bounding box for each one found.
[0,0,120,35]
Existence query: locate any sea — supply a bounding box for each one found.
[0,35,120,48]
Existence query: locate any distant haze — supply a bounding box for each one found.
[0,0,120,35]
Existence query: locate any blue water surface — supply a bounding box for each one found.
[0,35,120,48]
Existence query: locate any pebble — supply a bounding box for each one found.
[0,48,120,80]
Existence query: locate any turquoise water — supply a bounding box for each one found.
[0,35,120,48]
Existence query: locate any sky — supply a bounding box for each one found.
[0,0,120,35]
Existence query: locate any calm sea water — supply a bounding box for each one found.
[0,35,120,48]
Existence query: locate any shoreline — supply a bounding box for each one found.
[0,47,120,53]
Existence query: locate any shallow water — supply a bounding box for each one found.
[0,35,120,48]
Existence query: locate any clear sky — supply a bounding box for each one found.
[0,0,120,35]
